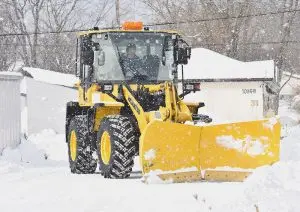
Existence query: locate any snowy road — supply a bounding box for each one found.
[0,166,247,212]
[0,131,245,212]
[1,124,300,212]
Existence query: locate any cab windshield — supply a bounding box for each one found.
[92,32,175,82]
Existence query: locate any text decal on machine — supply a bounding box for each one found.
[242,89,257,94]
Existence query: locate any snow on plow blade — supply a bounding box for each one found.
[140,118,281,183]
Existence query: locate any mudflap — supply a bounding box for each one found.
[140,118,281,183]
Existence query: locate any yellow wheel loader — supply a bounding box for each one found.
[65,22,281,182]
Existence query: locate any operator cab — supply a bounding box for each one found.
[76,22,191,84]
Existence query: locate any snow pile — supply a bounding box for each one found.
[0,129,67,168]
[216,135,267,156]
[230,125,300,212]
[22,67,78,87]
[1,138,47,166]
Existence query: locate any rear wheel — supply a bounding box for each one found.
[67,115,97,174]
[97,115,137,178]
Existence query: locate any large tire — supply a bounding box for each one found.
[67,115,97,174]
[97,115,137,178]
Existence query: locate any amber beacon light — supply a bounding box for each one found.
[122,21,144,30]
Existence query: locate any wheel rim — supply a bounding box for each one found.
[70,130,77,161]
[100,131,111,165]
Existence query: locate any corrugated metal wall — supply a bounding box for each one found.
[0,75,22,153]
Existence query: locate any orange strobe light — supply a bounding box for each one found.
[122,21,143,30]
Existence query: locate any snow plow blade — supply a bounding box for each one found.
[140,118,280,183]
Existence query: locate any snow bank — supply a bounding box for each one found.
[22,67,78,87]
[228,125,300,212]
[0,129,68,168]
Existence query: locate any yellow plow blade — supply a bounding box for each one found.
[140,118,280,182]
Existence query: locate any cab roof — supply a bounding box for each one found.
[77,29,180,37]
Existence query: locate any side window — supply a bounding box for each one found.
[92,34,124,81]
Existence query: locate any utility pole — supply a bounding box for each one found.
[116,0,120,27]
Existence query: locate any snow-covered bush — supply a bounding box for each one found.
[292,86,300,112]
[292,95,300,111]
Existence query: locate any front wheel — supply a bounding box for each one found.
[96,115,138,178]
[67,115,97,174]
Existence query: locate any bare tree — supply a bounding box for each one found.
[0,1,17,71]
[7,0,31,66]
[276,0,299,82]
[36,0,114,73]
[29,0,45,66]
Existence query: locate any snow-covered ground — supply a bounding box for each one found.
[0,100,299,212]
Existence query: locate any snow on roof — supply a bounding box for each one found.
[22,67,78,87]
[183,48,275,81]
[0,71,23,79]
[283,71,300,80]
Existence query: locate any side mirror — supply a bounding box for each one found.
[82,48,94,66]
[81,37,94,66]
[177,47,191,65]
[186,47,191,59]
[97,50,105,66]
[184,83,200,92]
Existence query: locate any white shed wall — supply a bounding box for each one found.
[181,81,264,123]
[25,77,77,134]
[0,76,22,153]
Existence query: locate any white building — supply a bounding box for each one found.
[21,67,77,135]
[181,48,278,123]
[0,72,23,153]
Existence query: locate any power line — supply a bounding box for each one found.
[0,0,81,10]
[145,8,300,27]
[200,40,300,46]
[0,25,120,37]
[0,43,74,47]
[1,40,300,48]
[0,8,299,37]
[0,29,82,37]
